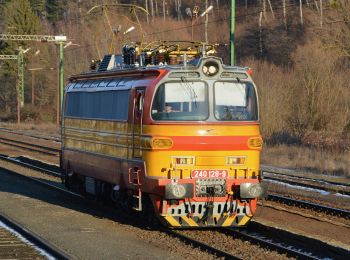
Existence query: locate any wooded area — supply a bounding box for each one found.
[0,0,349,149]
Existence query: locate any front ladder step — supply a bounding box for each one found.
[128,167,142,211]
[132,188,142,211]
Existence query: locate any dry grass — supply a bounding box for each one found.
[262,144,350,178]
[0,122,59,135]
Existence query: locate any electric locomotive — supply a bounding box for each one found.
[60,42,267,227]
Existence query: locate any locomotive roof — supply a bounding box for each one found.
[66,56,251,93]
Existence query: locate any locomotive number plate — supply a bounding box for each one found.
[191,170,228,178]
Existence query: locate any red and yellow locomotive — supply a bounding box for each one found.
[61,42,267,227]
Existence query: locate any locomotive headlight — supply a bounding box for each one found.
[240,183,267,199]
[202,65,208,74]
[165,183,194,199]
[202,60,219,76]
[208,65,217,74]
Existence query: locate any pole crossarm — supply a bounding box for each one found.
[0,55,18,59]
[87,4,149,15]
[0,34,67,42]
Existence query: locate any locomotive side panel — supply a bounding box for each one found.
[61,73,164,191]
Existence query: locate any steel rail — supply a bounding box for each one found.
[165,229,240,259]
[224,222,350,260]
[0,136,60,156]
[267,194,350,219]
[0,212,70,260]
[264,175,350,196]
[0,127,60,142]
[261,165,350,188]
[0,155,61,178]
[225,228,318,259]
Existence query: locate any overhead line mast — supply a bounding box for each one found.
[0,34,67,124]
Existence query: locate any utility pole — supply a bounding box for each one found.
[205,0,208,43]
[201,4,213,44]
[230,0,235,65]
[18,48,24,108]
[59,41,64,111]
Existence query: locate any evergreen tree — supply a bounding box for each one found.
[4,0,40,36]
[30,0,46,17]
[0,0,40,117]
[46,0,66,23]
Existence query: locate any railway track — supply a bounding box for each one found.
[0,136,60,156]
[262,172,350,196]
[169,223,350,260]
[225,223,350,260]
[0,213,69,259]
[266,194,350,219]
[261,166,350,188]
[0,127,60,142]
[0,155,349,259]
[166,229,240,259]
[1,154,349,220]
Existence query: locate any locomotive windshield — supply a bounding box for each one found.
[151,81,209,121]
[214,82,258,121]
[151,80,258,122]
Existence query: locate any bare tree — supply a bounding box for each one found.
[262,0,266,20]
[300,0,304,25]
[314,0,319,11]
[163,0,166,20]
[178,0,182,21]
[268,0,275,18]
[259,11,263,58]
[320,0,323,27]
[283,0,287,29]
[155,0,158,16]
[150,0,154,20]
[146,0,149,23]
[174,0,178,20]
